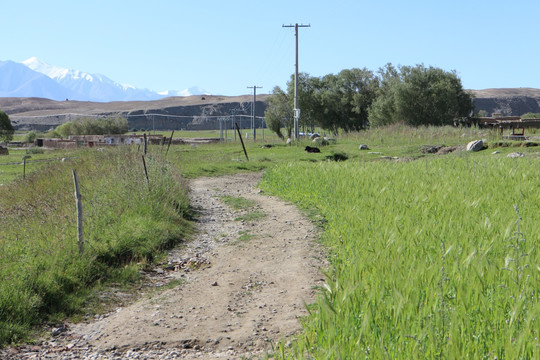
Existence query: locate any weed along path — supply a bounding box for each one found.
[7,173,325,359]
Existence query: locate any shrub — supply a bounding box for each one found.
[23,131,37,144]
[26,147,44,154]
[325,152,348,161]
[54,117,128,136]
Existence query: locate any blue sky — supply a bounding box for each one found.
[3,0,539,96]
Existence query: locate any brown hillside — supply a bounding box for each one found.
[469,88,540,116]
[0,95,270,131]
[469,88,540,98]
[0,95,267,117]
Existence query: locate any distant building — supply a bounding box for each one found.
[35,134,165,149]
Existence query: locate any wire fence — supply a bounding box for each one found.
[11,112,268,134]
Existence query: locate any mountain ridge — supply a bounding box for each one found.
[0,95,269,131]
[469,88,540,116]
[0,57,209,102]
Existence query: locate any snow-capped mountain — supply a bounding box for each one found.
[22,56,94,82]
[21,57,165,102]
[0,57,209,102]
[0,60,74,99]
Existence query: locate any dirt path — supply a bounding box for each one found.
[5,173,325,359]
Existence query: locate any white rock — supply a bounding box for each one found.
[466,140,484,152]
[507,152,524,158]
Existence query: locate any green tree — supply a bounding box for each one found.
[264,86,293,140]
[315,74,342,135]
[521,112,540,119]
[369,64,473,127]
[279,70,379,135]
[333,68,379,132]
[474,109,489,118]
[286,73,322,132]
[0,110,15,143]
[56,122,73,137]
[368,64,401,126]
[23,131,37,143]
[53,117,128,136]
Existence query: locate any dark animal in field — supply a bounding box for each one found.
[305,146,320,153]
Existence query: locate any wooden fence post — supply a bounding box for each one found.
[165,130,174,157]
[22,155,31,179]
[235,122,249,161]
[142,155,150,189]
[72,169,84,254]
[143,133,148,155]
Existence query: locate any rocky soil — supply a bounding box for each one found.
[1,172,326,359]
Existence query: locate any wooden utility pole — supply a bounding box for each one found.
[282,23,310,140]
[247,85,262,141]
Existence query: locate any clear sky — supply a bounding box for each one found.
[3,0,539,96]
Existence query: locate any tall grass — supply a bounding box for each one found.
[0,148,72,185]
[260,154,539,358]
[0,147,192,345]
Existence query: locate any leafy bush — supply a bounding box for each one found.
[26,147,44,154]
[521,112,540,119]
[23,131,37,144]
[46,130,61,138]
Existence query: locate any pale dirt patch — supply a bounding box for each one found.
[4,172,326,359]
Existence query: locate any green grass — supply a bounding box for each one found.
[0,148,72,185]
[165,124,535,178]
[3,124,539,356]
[130,128,283,141]
[235,210,266,222]
[259,151,540,359]
[220,195,257,210]
[0,146,192,345]
[233,230,257,244]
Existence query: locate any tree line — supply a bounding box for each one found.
[264,63,474,139]
[49,117,128,138]
[0,112,129,144]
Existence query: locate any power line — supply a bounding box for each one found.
[254,30,290,86]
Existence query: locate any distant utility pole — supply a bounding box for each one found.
[247,85,262,140]
[231,109,238,141]
[282,23,310,140]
